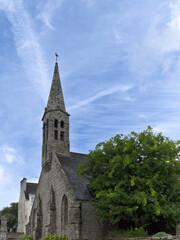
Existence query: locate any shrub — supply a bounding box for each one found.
[152,232,172,238]
[40,233,68,240]
[17,235,33,240]
[107,226,149,238]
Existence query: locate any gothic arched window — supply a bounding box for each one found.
[54,119,58,128]
[54,130,58,140]
[61,121,64,128]
[61,195,68,234]
[60,131,64,141]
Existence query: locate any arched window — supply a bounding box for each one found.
[54,119,58,128]
[61,195,68,234]
[60,131,64,141]
[54,130,58,140]
[61,121,64,128]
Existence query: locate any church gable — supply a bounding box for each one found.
[56,152,91,201]
[27,152,82,239]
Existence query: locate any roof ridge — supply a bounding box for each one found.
[27,182,38,184]
[70,151,87,156]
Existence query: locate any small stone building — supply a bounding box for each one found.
[26,61,106,240]
[18,178,37,233]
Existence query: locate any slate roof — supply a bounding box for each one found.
[24,183,38,200]
[56,152,91,200]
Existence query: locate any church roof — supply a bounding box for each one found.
[46,62,66,112]
[56,152,91,201]
[24,183,38,200]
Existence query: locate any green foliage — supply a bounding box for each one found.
[40,233,68,240]
[107,227,148,238]
[152,232,172,238]
[0,202,18,228]
[17,235,33,240]
[78,126,180,227]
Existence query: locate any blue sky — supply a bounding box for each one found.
[0,0,180,209]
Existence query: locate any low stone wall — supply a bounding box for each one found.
[0,232,7,240]
[73,236,180,240]
[7,232,24,240]
[0,232,23,240]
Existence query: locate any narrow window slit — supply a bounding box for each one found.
[60,131,64,141]
[61,121,64,128]
[54,130,58,140]
[54,119,58,128]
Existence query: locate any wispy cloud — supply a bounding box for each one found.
[124,96,135,102]
[146,1,180,54]
[27,177,39,183]
[0,0,50,101]
[153,122,180,139]
[81,0,95,8]
[37,0,63,30]
[68,85,133,110]
[113,28,124,44]
[111,0,180,92]
[0,144,24,164]
[0,165,11,187]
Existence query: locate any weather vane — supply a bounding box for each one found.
[55,52,59,62]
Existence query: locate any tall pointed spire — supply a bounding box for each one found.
[46,61,66,112]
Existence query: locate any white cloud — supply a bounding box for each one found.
[168,0,180,28]
[124,96,135,102]
[110,0,180,93]
[145,1,180,55]
[113,28,124,44]
[0,0,50,102]
[27,177,39,183]
[81,0,95,8]
[0,144,24,164]
[37,0,64,30]
[5,154,15,164]
[0,165,11,187]
[153,122,180,139]
[68,84,133,110]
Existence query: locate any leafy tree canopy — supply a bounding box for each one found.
[77,126,180,227]
[0,202,18,228]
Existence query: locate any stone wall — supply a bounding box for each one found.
[0,232,7,240]
[0,232,23,240]
[72,237,180,240]
[80,201,107,239]
[27,153,81,240]
[7,233,23,240]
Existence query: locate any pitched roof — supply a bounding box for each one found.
[56,152,91,200]
[24,183,38,200]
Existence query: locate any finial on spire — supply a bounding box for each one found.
[55,52,58,62]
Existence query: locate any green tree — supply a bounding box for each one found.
[78,127,180,228]
[0,202,18,228]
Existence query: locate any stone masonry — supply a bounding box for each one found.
[0,216,7,240]
[26,61,106,240]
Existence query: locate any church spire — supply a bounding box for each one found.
[46,60,66,112]
[42,56,70,168]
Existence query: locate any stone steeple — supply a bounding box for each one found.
[42,60,70,170]
[46,62,66,112]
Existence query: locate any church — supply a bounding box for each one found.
[25,60,106,240]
